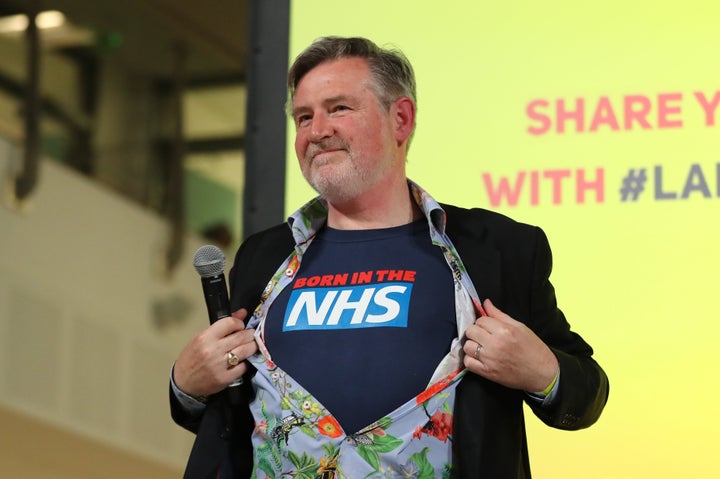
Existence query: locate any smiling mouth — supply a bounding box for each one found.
[310,148,346,164]
[307,138,349,163]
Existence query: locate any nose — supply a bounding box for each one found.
[309,112,333,141]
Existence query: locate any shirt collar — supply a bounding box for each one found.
[286,179,447,247]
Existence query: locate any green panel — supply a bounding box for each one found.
[185,169,241,247]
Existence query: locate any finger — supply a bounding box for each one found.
[231,308,249,322]
[476,299,514,330]
[462,351,490,377]
[474,312,502,335]
[463,323,489,345]
[219,328,256,354]
[226,341,259,365]
[462,338,483,359]
[210,315,246,338]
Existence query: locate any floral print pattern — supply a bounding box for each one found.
[249,354,462,479]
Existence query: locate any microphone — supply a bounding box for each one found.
[193,245,230,323]
[192,245,243,401]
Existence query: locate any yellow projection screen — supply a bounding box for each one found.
[285,2,720,477]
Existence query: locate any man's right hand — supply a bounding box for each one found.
[173,308,257,399]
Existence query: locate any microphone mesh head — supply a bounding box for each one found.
[193,245,226,277]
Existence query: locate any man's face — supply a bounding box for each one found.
[291,57,401,204]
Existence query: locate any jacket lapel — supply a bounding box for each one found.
[442,204,503,305]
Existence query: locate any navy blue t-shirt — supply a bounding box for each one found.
[263,220,456,433]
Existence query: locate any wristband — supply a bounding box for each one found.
[539,369,559,396]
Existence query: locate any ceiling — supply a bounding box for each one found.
[0,0,250,82]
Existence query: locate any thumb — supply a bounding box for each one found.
[231,308,249,326]
[482,298,505,318]
[232,308,248,319]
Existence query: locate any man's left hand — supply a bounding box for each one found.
[463,298,559,393]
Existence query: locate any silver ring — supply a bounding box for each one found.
[226,351,240,367]
[474,344,482,360]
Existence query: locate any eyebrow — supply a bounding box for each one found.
[292,94,355,117]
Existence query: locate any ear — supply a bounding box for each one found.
[391,96,416,145]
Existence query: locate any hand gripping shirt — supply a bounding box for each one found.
[245,181,486,479]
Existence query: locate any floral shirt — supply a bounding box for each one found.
[245,180,485,479]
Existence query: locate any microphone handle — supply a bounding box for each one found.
[200,275,231,323]
[200,274,243,402]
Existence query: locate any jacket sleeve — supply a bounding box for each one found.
[169,381,205,433]
[524,226,609,430]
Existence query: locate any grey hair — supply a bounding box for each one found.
[287,36,417,112]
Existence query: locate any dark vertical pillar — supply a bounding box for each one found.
[15,5,40,201]
[242,0,290,238]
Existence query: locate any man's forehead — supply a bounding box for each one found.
[295,58,370,90]
[292,60,373,107]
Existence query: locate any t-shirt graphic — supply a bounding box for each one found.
[283,268,417,331]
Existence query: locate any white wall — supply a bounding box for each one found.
[0,135,214,472]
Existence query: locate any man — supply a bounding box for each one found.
[171,36,608,479]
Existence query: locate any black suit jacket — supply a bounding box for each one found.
[171,204,609,479]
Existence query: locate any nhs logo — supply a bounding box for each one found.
[283,283,413,331]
